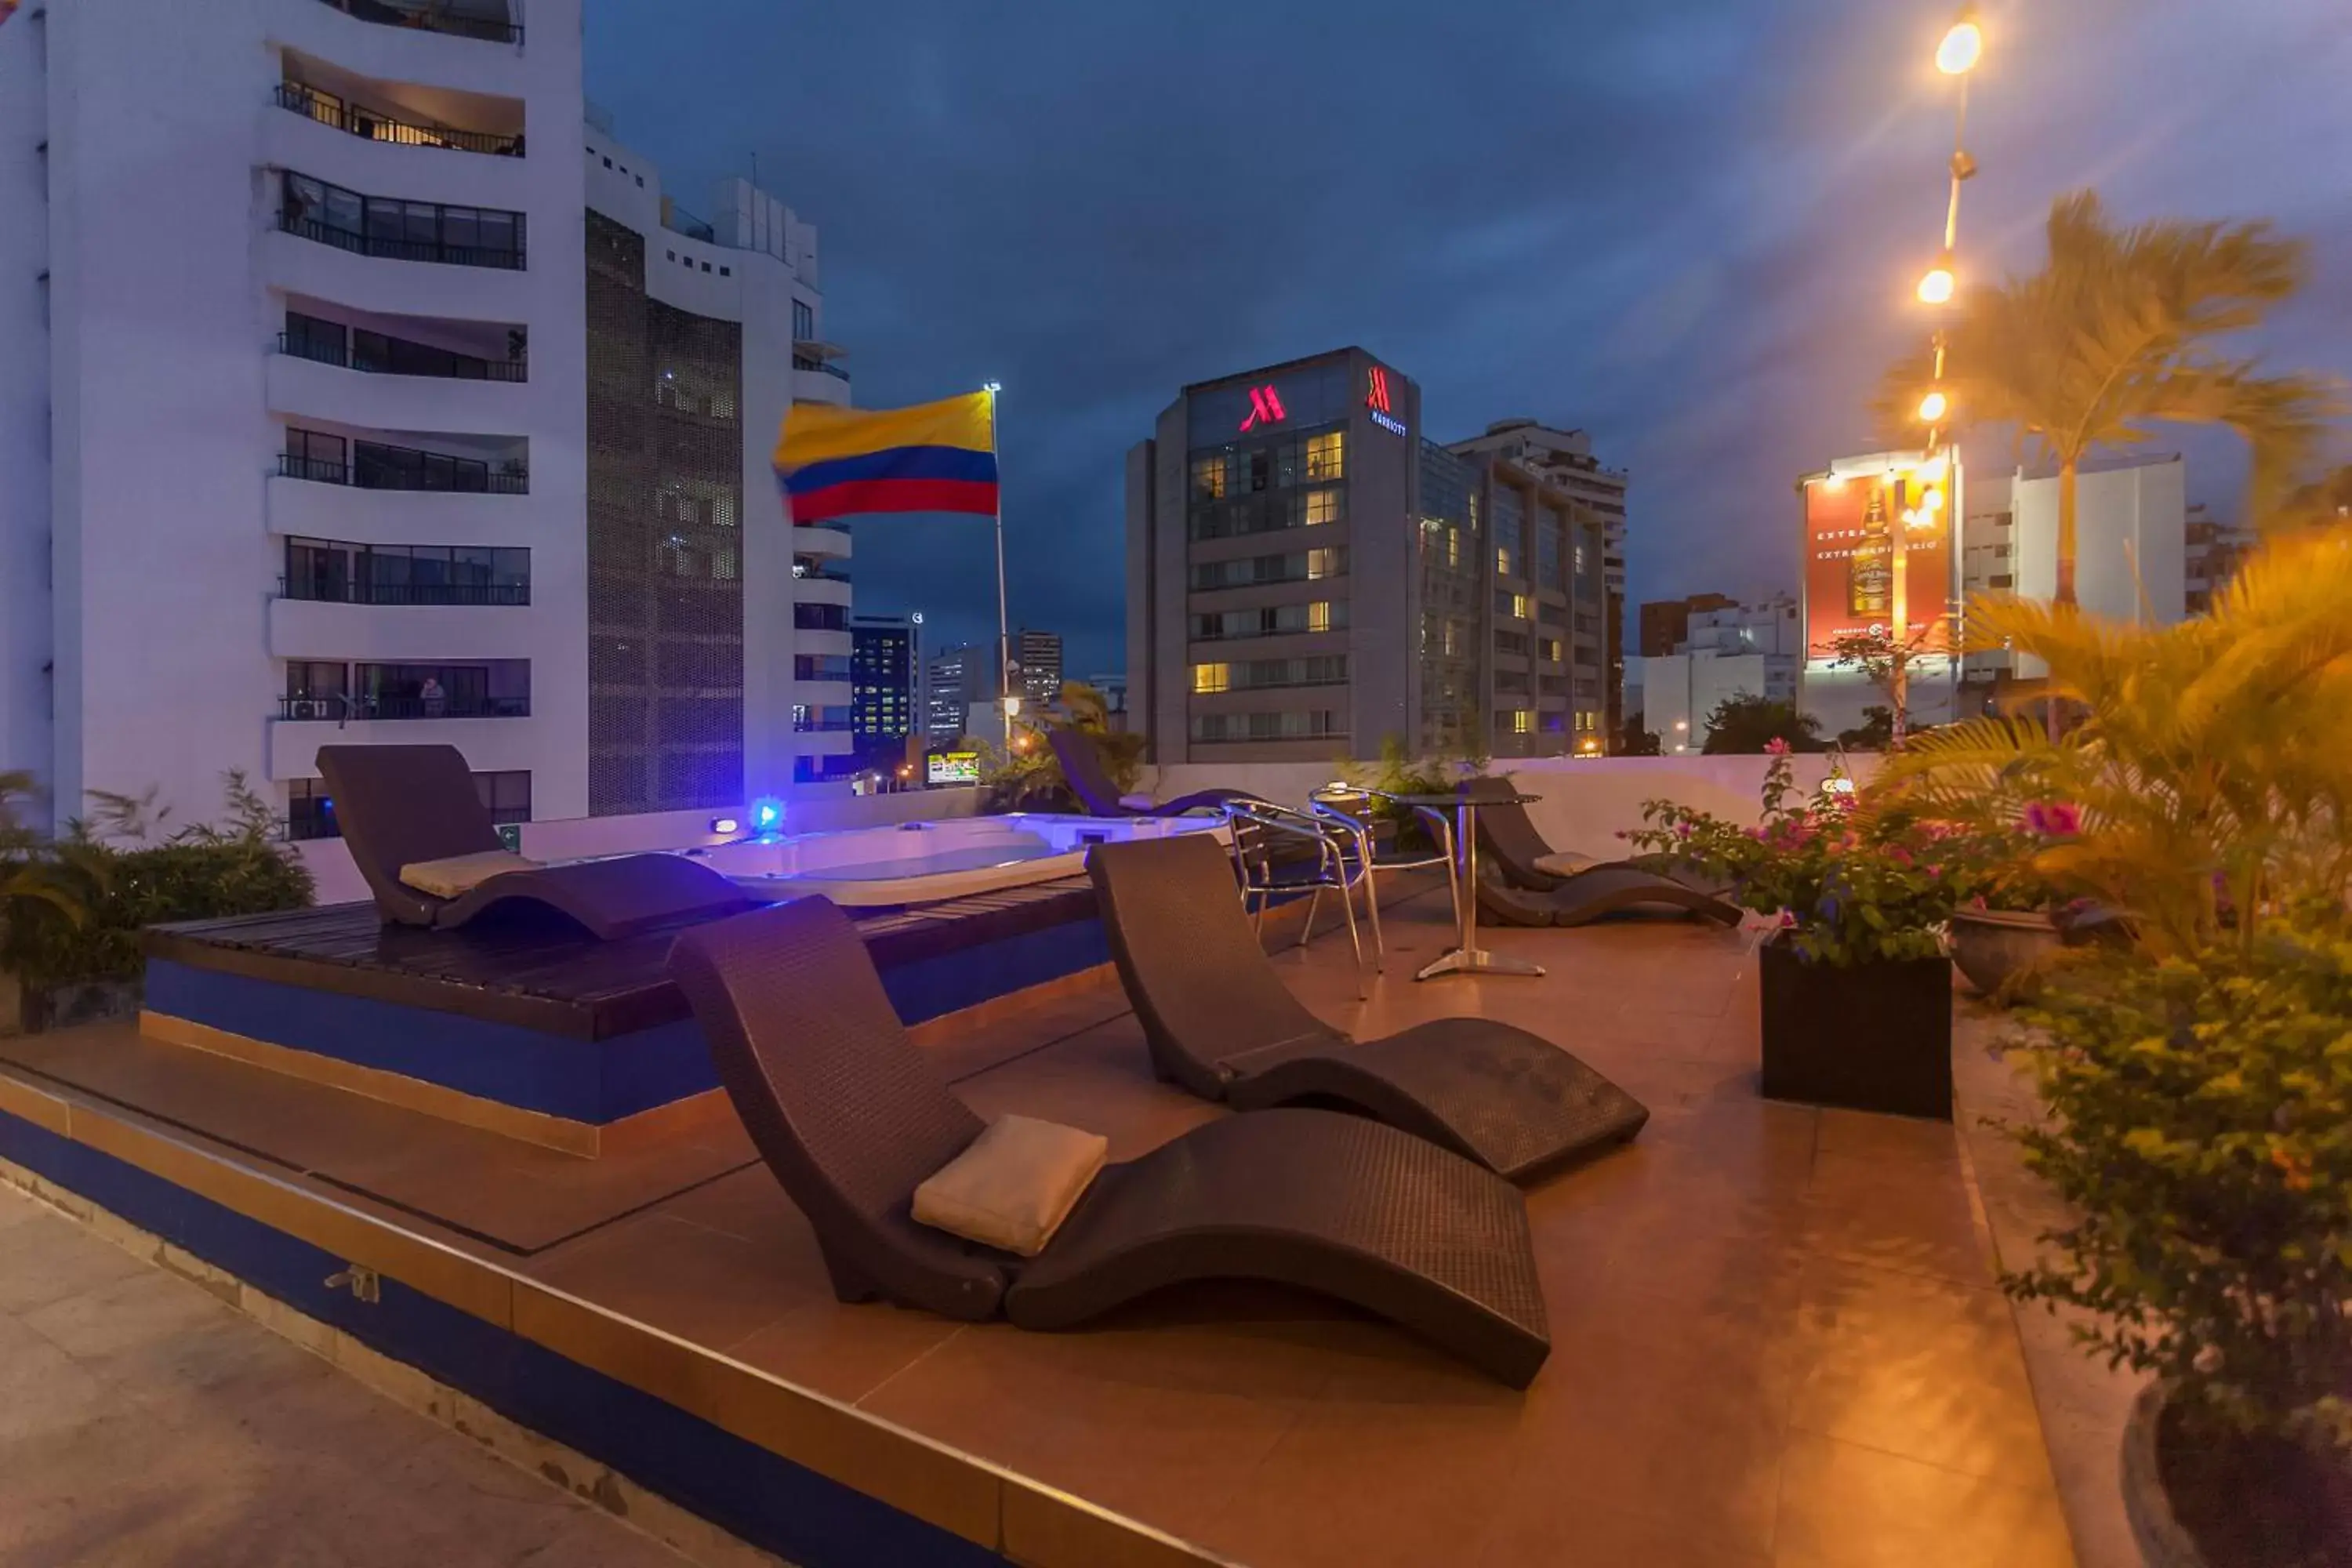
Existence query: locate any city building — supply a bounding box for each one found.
[0,0,851,839]
[848,610,918,770]
[1015,628,1062,709]
[923,641,984,747]
[1124,347,1608,764]
[2183,503,2252,615]
[1637,592,1739,658]
[1796,451,1967,739]
[1445,419,1631,739]
[1625,595,1802,752]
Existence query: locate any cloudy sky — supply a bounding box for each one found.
[585,0,2350,676]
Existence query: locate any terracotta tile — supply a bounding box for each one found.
[1799,1152,1996,1286]
[521,1213,810,1350]
[1773,1431,2073,1568]
[1475,1482,1776,1568]
[1814,1108,1964,1170]
[724,1299,964,1406]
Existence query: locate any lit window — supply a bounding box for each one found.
[1306,430,1345,480]
[1303,488,1340,526]
[1306,547,1341,580]
[1191,456,1225,499]
[1307,601,1333,633]
[1508,710,1532,735]
[1446,528,1460,568]
[1192,662,1230,694]
[1496,546,1515,577]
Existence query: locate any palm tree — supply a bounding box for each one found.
[1879,191,2337,607]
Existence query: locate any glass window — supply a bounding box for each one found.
[1192,663,1229,694]
[1305,430,1344,480]
[1303,488,1340,526]
[1191,456,1225,500]
[1307,547,1342,580]
[792,299,815,339]
[1307,601,1334,633]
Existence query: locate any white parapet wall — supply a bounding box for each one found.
[1151,754,1878,855]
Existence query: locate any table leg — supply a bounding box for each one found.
[1414,800,1545,980]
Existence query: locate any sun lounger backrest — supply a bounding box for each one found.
[1087,833,1338,1098]
[1464,776,1553,883]
[667,899,1007,1316]
[317,744,503,920]
[1048,727,1123,815]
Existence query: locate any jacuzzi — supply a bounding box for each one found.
[687,813,1228,907]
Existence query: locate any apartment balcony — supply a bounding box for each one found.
[789,355,852,409]
[278,443,527,494]
[268,333,527,435]
[274,79,521,157]
[277,2,525,106]
[793,521,852,558]
[794,577,851,610]
[267,709,539,782]
[793,628,853,661]
[269,593,535,664]
[790,680,853,712]
[267,472,535,548]
[264,229,530,326]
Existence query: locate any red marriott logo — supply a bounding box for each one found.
[1238,384,1287,432]
[1367,366,1393,415]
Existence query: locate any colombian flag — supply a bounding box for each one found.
[774,391,997,524]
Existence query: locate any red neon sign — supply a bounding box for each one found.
[1239,384,1287,432]
[1367,366,1392,415]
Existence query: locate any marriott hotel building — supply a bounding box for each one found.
[1126,347,1611,764]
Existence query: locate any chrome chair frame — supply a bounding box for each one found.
[1222,799,1370,996]
[1308,787,1460,973]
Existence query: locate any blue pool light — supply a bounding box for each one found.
[752,797,784,831]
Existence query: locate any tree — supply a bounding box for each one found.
[1700,695,1824,755]
[1820,623,1953,744]
[1616,713,1662,757]
[1878,191,2335,608]
[1838,706,1895,750]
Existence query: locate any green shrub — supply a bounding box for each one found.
[2003,923,2352,1460]
[0,771,313,990]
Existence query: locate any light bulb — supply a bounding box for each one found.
[1918,390,1950,423]
[1936,18,1983,74]
[1917,266,1955,305]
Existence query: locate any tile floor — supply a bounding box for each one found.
[0,1181,691,1568]
[3,888,2085,1567]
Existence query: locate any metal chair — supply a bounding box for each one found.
[1308,786,1460,974]
[1223,799,1370,995]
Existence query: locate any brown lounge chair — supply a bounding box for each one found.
[317,744,757,939]
[667,898,1553,1388]
[1087,833,1650,1183]
[1048,727,1258,818]
[1465,778,1743,928]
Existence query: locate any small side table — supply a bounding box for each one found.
[1388,790,1547,981]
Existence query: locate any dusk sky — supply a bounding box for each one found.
[585,1,2350,677]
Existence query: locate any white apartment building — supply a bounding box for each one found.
[0,0,849,840]
[1628,595,1801,753]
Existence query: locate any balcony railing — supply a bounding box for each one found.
[278,329,527,382]
[280,209,525,270]
[314,0,521,45]
[273,82,522,157]
[278,443,528,494]
[791,717,855,733]
[280,575,529,607]
[279,693,529,721]
[790,355,852,383]
[793,604,851,632]
[795,520,852,536]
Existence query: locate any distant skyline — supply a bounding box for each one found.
[586,0,2351,676]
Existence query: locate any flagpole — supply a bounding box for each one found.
[985,382,1011,744]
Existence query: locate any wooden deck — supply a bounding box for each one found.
[143,880,1100,1040]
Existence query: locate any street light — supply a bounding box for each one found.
[1917,389,1949,423]
[1936,10,1983,74]
[1916,262,1956,305]
[982,380,1003,394]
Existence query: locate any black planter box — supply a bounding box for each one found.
[1758,935,1954,1120]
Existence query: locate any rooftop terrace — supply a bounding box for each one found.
[0,880,2099,1568]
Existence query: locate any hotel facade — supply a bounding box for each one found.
[1125,347,1609,764]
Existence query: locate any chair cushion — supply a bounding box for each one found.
[399,849,543,899]
[912,1114,1108,1258]
[1531,850,1599,878]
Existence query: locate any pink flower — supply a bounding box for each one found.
[2022,800,2083,837]
[1777,909,1798,927]
[1675,822,1693,840]
[1763,737,1791,756]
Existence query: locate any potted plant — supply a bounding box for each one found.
[2005,928,2351,1566]
[1629,742,1967,1119]
[1939,814,2082,1002]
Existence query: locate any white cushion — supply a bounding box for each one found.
[1532,850,1599,878]
[398,849,543,899]
[912,1114,1108,1258]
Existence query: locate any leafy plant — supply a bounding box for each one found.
[1821,623,1955,745]
[1,771,313,992]
[1871,519,2352,958]
[1700,695,1824,755]
[1339,735,1490,851]
[2001,923,2352,1461]
[978,682,1144,812]
[1877,190,2336,608]
[1627,749,1971,965]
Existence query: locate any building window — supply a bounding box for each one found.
[1504,710,1533,736]
[792,299,815,340]
[1306,601,1335,633]
[1538,637,1563,662]
[1305,430,1345,481]
[719,266,730,277]
[1494,590,1531,621]
[474,770,532,826]
[1192,662,1229,694]
[1307,547,1342,580]
[1191,456,1226,499]
[1302,488,1341,527]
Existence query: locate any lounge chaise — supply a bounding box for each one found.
[1048,727,1258,818]
[666,897,1553,1388]
[1465,778,1743,927]
[317,744,758,939]
[1087,833,1650,1183]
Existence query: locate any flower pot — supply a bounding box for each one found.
[1948,907,2063,1001]
[2125,1381,2352,1568]
[1758,933,1953,1119]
